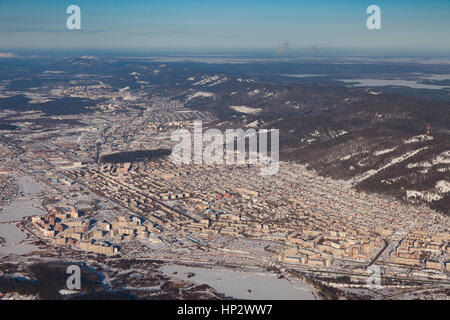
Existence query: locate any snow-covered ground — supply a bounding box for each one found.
[160,265,317,300]
[435,180,450,194]
[186,91,215,102]
[207,77,227,87]
[374,147,396,156]
[248,89,260,97]
[407,150,450,168]
[192,75,226,86]
[406,190,442,202]
[353,147,428,183]
[230,106,262,114]
[404,135,433,144]
[247,120,259,128]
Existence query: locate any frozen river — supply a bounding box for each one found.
[160,265,317,300]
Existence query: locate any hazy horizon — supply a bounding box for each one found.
[1,0,449,54]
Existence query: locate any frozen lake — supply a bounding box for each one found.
[0,243,38,256]
[0,223,26,244]
[338,78,448,90]
[0,223,38,256]
[281,74,327,78]
[160,265,317,300]
[0,175,43,256]
[0,175,43,223]
[0,199,43,223]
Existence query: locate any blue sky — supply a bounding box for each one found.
[0,0,449,54]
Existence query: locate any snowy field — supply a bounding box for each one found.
[160,265,317,300]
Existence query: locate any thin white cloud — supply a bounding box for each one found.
[0,52,17,58]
